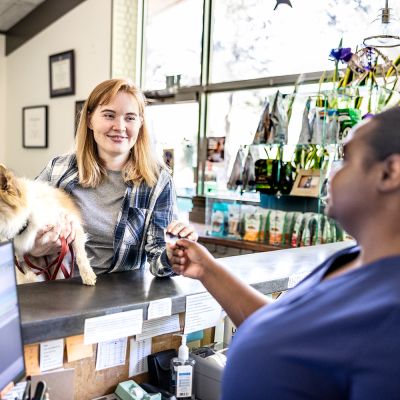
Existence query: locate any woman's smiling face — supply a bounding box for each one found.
[89,91,142,166]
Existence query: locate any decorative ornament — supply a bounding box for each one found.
[274,0,292,11]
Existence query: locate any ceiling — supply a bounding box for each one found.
[0,0,45,32]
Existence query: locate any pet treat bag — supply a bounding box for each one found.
[336,108,361,143]
[227,147,245,190]
[242,149,256,191]
[242,206,262,242]
[268,210,286,246]
[210,202,228,237]
[268,91,288,144]
[253,99,270,144]
[298,97,312,144]
[227,204,241,238]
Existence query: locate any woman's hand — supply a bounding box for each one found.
[28,214,76,257]
[166,220,198,241]
[168,239,217,281]
[165,220,198,264]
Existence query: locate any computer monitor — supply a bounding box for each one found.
[0,240,25,392]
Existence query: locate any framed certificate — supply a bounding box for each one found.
[49,50,75,97]
[22,106,48,148]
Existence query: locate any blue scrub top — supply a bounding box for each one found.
[222,245,400,400]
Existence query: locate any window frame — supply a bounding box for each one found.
[140,0,341,196]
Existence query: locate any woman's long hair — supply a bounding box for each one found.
[75,79,161,188]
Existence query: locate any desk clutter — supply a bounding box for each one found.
[19,292,228,400]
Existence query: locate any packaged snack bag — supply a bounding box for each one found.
[227,204,241,238]
[336,108,361,143]
[227,147,245,190]
[242,149,256,191]
[282,211,301,246]
[291,212,304,247]
[299,212,317,247]
[258,208,271,243]
[210,202,228,237]
[308,214,321,246]
[268,210,286,246]
[243,206,262,241]
[269,91,288,144]
[253,99,270,144]
[255,158,279,194]
[321,216,332,243]
[298,97,312,144]
[329,217,337,242]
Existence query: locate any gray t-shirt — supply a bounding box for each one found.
[72,170,126,271]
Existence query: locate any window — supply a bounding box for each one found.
[210,0,380,82]
[139,0,400,195]
[143,0,204,90]
[146,102,199,197]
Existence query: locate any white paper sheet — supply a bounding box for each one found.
[40,339,64,372]
[129,338,152,376]
[84,309,143,344]
[95,337,127,371]
[184,292,222,334]
[147,298,172,320]
[136,314,181,341]
[288,272,309,288]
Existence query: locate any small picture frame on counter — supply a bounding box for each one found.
[49,49,75,97]
[22,105,48,148]
[290,169,322,198]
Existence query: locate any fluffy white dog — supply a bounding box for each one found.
[0,164,96,285]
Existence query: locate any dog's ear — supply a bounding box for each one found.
[0,165,8,191]
[0,166,18,194]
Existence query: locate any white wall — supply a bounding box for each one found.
[0,35,6,164]
[5,0,112,177]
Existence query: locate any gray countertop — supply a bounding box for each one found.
[18,241,353,344]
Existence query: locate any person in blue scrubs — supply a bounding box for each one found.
[169,107,400,399]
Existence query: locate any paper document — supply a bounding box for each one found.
[129,338,152,376]
[24,344,40,375]
[66,334,93,362]
[84,309,143,344]
[136,314,180,341]
[184,292,222,334]
[147,298,172,320]
[288,272,309,289]
[96,337,127,371]
[40,339,64,372]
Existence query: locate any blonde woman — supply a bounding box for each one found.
[32,78,197,277]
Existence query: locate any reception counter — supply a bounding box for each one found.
[19,241,353,345]
[16,241,354,399]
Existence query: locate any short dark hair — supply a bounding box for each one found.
[364,107,400,161]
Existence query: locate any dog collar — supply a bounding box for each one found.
[17,220,29,236]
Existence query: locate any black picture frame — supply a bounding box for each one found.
[49,50,75,97]
[74,100,85,135]
[22,105,48,148]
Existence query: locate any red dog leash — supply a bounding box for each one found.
[15,237,75,280]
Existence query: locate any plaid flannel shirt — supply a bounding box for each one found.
[37,154,178,277]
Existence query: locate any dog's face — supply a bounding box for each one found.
[0,165,28,237]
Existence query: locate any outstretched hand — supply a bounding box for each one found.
[166,220,198,241]
[168,239,216,281]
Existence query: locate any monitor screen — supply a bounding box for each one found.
[0,240,25,391]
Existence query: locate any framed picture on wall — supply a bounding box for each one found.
[74,100,85,135]
[49,49,75,97]
[22,105,48,148]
